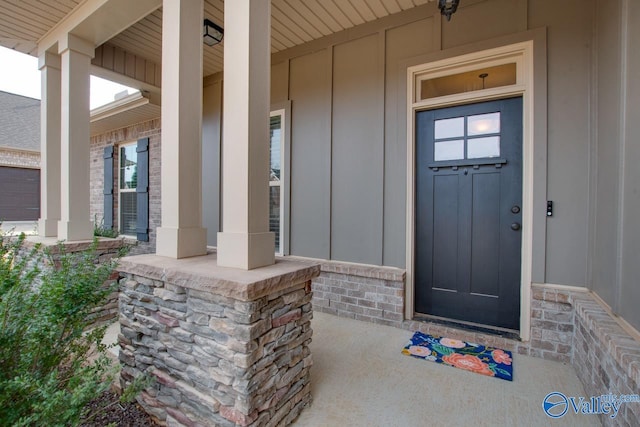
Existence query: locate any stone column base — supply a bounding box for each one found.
[117,252,320,426]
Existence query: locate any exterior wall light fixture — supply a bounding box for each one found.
[439,0,460,21]
[203,19,224,46]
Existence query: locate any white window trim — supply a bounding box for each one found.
[270,105,290,256]
[118,141,137,237]
[406,41,536,341]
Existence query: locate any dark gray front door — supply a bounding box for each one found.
[415,97,522,330]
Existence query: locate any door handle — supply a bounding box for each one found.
[511,222,521,231]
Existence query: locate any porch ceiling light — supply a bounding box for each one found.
[203,19,224,46]
[438,0,460,21]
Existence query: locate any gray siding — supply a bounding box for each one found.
[383,18,437,267]
[441,0,527,50]
[331,34,384,265]
[201,0,595,274]
[202,80,222,246]
[592,0,622,307]
[200,0,640,332]
[620,0,640,331]
[529,0,593,286]
[289,50,332,259]
[271,60,289,104]
[589,0,640,331]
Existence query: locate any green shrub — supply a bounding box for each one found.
[0,234,125,426]
[93,215,119,239]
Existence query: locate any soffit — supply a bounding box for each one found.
[1,0,434,78]
[89,93,161,136]
[0,0,83,55]
[115,0,435,77]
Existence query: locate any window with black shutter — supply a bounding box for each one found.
[116,138,149,241]
[136,138,149,242]
[103,146,114,229]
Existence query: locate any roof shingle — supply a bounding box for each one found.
[0,91,40,152]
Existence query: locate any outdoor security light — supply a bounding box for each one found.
[439,0,460,21]
[203,19,224,46]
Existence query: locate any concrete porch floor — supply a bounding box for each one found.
[295,312,600,427]
[105,311,601,426]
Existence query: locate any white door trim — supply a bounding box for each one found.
[406,41,535,340]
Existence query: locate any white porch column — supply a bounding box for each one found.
[155,0,207,258]
[217,0,275,270]
[38,51,61,237]
[57,34,94,241]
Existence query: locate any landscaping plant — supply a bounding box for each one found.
[93,215,119,239]
[0,234,125,426]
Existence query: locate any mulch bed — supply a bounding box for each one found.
[80,391,160,427]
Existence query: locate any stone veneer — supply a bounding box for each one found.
[117,252,319,427]
[111,248,638,424]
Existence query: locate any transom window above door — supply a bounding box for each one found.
[433,112,501,161]
[419,63,517,100]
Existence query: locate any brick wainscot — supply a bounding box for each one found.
[117,252,319,427]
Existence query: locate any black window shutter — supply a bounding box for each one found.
[103,146,114,229]
[136,138,150,242]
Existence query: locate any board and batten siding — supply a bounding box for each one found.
[202,0,593,274]
[590,0,640,332]
[199,0,640,332]
[383,17,438,268]
[528,0,593,289]
[619,0,640,333]
[282,23,440,267]
[282,16,440,268]
[331,34,384,265]
[203,0,593,274]
[288,49,332,260]
[202,79,222,246]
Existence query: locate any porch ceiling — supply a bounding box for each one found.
[0,0,434,80]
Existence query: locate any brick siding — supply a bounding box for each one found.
[310,260,639,424]
[0,148,40,169]
[573,296,640,426]
[310,260,405,327]
[90,119,161,255]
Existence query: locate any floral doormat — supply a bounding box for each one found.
[402,331,513,381]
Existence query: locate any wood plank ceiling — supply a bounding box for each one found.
[0,0,82,54]
[0,0,433,79]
